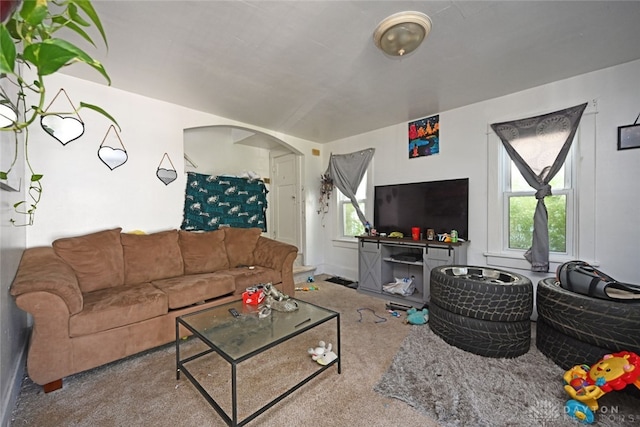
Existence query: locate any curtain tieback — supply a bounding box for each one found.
[536,184,552,199]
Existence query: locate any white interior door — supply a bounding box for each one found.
[272,153,299,249]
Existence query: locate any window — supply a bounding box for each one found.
[503,153,573,255]
[486,109,596,271]
[337,172,367,238]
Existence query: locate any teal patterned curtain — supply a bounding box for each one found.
[181,173,268,231]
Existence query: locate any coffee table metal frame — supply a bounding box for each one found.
[176,299,340,427]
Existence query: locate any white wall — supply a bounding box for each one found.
[0,158,29,427]
[24,73,324,255]
[1,80,29,427]
[322,59,640,285]
[183,126,271,178]
[3,71,325,422]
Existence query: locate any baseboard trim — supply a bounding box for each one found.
[1,340,27,427]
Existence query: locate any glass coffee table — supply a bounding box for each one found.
[176,298,340,427]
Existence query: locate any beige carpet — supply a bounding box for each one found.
[10,278,439,426]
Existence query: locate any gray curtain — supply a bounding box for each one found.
[326,148,375,225]
[490,103,587,272]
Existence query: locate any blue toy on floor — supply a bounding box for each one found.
[405,308,428,325]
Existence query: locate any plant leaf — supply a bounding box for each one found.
[23,38,111,84]
[0,171,8,180]
[31,174,43,182]
[79,102,120,131]
[20,0,48,27]
[68,3,90,27]
[52,16,96,47]
[0,25,16,74]
[71,0,108,49]
[4,18,20,39]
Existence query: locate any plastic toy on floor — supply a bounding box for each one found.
[405,307,429,325]
[308,340,338,366]
[562,351,640,424]
[295,285,319,291]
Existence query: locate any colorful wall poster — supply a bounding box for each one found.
[408,114,439,158]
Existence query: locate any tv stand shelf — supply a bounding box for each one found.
[357,236,468,307]
[383,257,424,266]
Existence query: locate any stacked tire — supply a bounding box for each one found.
[429,265,533,358]
[536,277,640,370]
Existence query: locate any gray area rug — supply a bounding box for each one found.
[375,323,640,427]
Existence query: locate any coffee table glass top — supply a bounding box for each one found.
[179,299,337,361]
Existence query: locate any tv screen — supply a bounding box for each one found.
[374,178,469,240]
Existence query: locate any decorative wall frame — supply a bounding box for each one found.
[408,114,439,158]
[618,115,640,151]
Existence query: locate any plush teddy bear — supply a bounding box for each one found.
[307,340,338,366]
[405,308,429,325]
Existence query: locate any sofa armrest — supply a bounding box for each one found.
[253,237,298,271]
[15,291,76,386]
[253,237,298,294]
[10,247,83,315]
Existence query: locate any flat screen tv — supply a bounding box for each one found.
[374,178,469,240]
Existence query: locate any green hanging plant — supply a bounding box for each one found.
[317,173,333,215]
[0,0,118,225]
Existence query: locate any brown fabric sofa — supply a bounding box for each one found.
[10,227,298,392]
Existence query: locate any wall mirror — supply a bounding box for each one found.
[98,125,128,170]
[40,114,85,145]
[0,103,17,128]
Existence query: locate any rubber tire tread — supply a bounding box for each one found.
[535,318,612,370]
[536,278,640,353]
[429,302,531,358]
[430,265,533,322]
[535,319,640,400]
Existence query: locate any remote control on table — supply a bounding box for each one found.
[228,308,240,318]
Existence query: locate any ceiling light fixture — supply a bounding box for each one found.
[373,11,432,57]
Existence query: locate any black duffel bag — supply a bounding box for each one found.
[556,260,640,301]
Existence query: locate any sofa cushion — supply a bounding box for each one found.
[152,272,235,309]
[69,282,168,337]
[224,266,282,294]
[223,227,262,267]
[52,228,125,293]
[178,230,229,274]
[121,230,184,285]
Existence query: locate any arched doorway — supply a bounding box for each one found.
[183,125,304,255]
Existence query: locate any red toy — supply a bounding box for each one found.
[563,351,640,424]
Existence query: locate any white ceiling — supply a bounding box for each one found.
[62,1,640,143]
